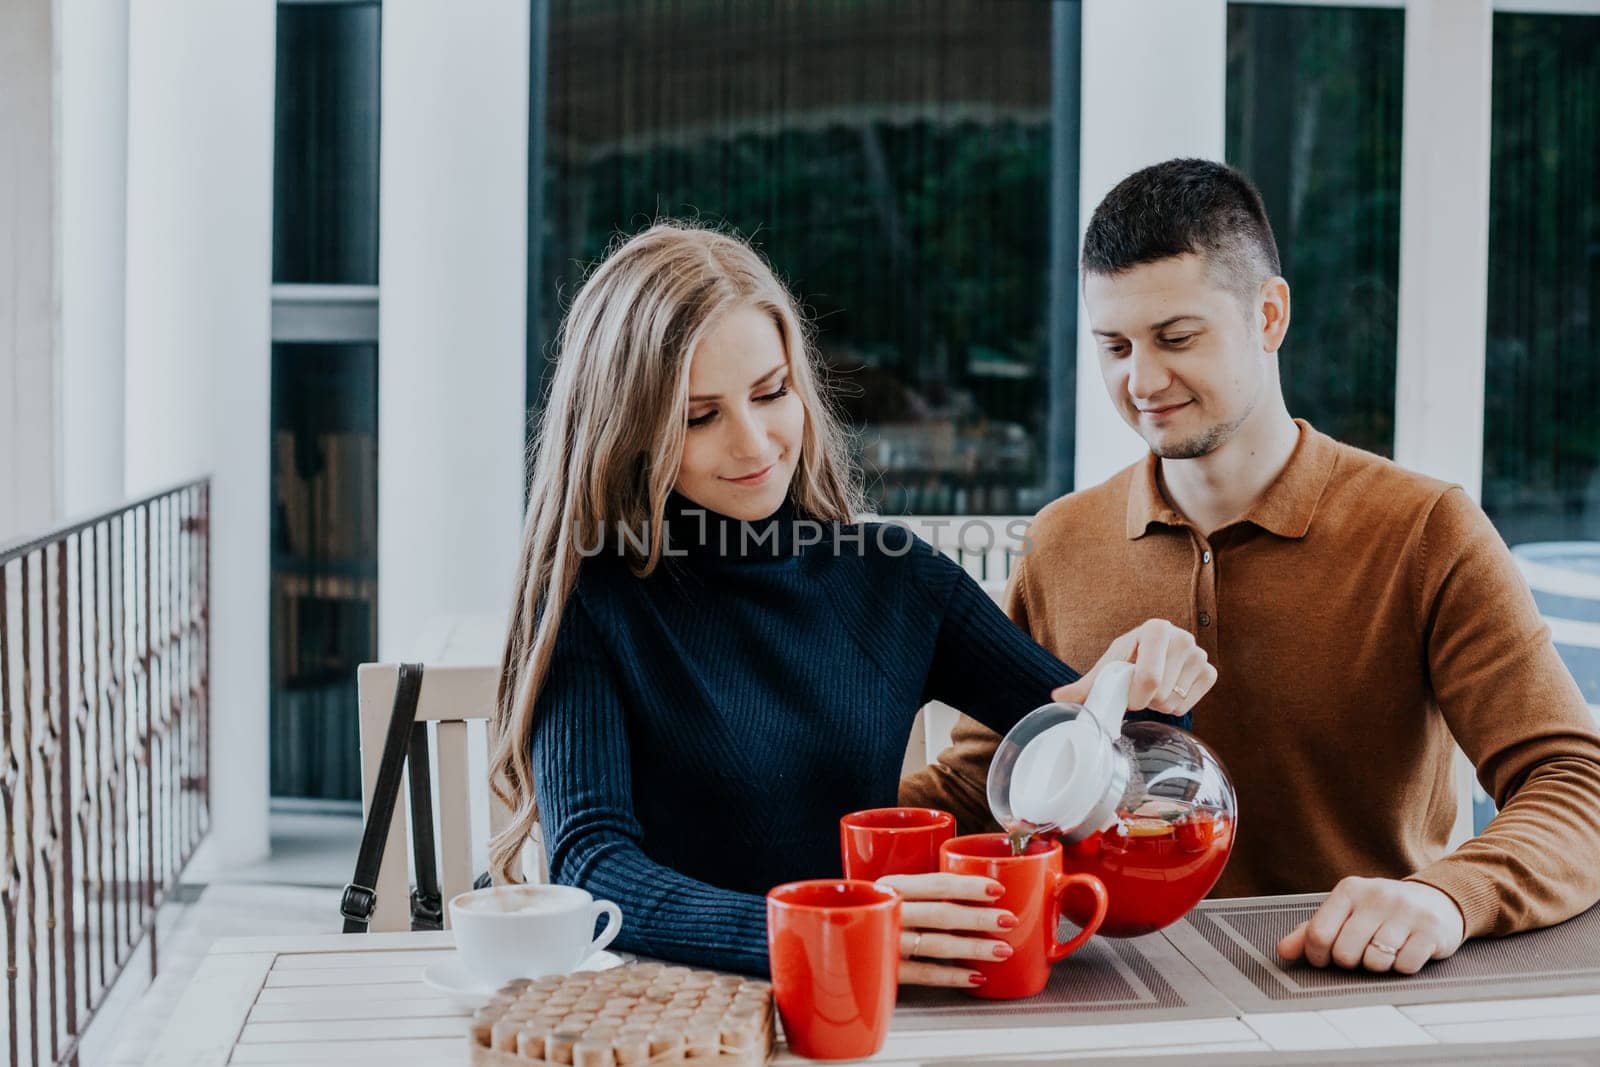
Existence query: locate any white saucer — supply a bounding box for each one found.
[422,950,629,1010]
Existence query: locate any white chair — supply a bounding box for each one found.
[354,662,546,933]
[889,515,1024,769]
[356,659,935,928]
[873,514,1028,603]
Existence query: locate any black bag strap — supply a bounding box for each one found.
[343,663,425,933]
[407,719,443,930]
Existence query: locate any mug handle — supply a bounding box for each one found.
[1047,872,1108,963]
[588,899,624,956]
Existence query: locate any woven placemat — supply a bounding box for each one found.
[891,930,1237,1028]
[1037,1036,1600,1066]
[1163,893,1600,1012]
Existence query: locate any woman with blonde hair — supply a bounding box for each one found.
[486,222,1213,980]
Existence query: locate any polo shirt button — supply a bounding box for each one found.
[1202,550,1212,564]
[1199,612,1212,627]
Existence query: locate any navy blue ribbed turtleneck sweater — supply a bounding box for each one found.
[531,493,1180,975]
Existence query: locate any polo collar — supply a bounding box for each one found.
[1125,419,1339,540]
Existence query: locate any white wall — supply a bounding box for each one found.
[125,0,276,867]
[1393,0,1494,502]
[0,0,59,544]
[60,0,130,519]
[378,1,530,661]
[1074,0,1229,492]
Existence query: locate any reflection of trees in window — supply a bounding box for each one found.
[1226,3,1402,457]
[536,0,1070,515]
[1483,15,1600,546]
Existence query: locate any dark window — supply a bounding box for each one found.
[1226,2,1404,456]
[269,343,379,801]
[273,2,382,285]
[1483,13,1600,546]
[531,0,1081,514]
[271,2,382,803]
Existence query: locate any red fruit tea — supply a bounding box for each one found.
[1058,808,1235,938]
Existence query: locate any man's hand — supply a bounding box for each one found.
[1277,876,1466,975]
[1051,619,1215,717]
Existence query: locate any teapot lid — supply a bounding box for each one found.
[989,662,1136,839]
[1009,716,1114,828]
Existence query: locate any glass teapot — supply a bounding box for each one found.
[986,662,1237,937]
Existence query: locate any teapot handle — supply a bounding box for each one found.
[1047,871,1108,962]
[1082,660,1136,735]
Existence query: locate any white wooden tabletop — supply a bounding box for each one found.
[142,929,1600,1065]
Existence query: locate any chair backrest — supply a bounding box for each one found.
[871,514,1028,603]
[355,662,542,932]
[353,522,1021,919]
[887,516,1022,769]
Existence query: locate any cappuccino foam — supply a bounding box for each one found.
[456,887,574,915]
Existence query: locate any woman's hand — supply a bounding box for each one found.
[875,872,1014,988]
[1051,618,1216,717]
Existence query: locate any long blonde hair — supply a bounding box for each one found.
[487,222,864,883]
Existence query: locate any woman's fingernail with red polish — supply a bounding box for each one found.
[968,973,988,986]
[996,914,1018,930]
[985,884,1005,899]
[992,943,1014,959]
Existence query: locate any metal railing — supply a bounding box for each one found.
[0,479,211,1067]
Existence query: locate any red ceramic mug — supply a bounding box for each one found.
[939,834,1109,999]
[767,879,900,1061]
[840,807,957,881]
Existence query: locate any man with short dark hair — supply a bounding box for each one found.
[901,158,1600,974]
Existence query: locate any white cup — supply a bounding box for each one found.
[448,884,623,985]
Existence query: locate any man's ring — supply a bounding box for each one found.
[1172,683,1190,699]
[904,932,924,958]
[1370,940,1400,956]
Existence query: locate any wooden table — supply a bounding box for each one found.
[144,928,1600,1065]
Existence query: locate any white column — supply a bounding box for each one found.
[378,2,529,660]
[1074,0,1228,491]
[1391,0,1494,851]
[60,0,130,518]
[0,0,60,543]
[1393,0,1493,502]
[125,0,276,868]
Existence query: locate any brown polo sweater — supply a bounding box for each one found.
[900,421,1600,939]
